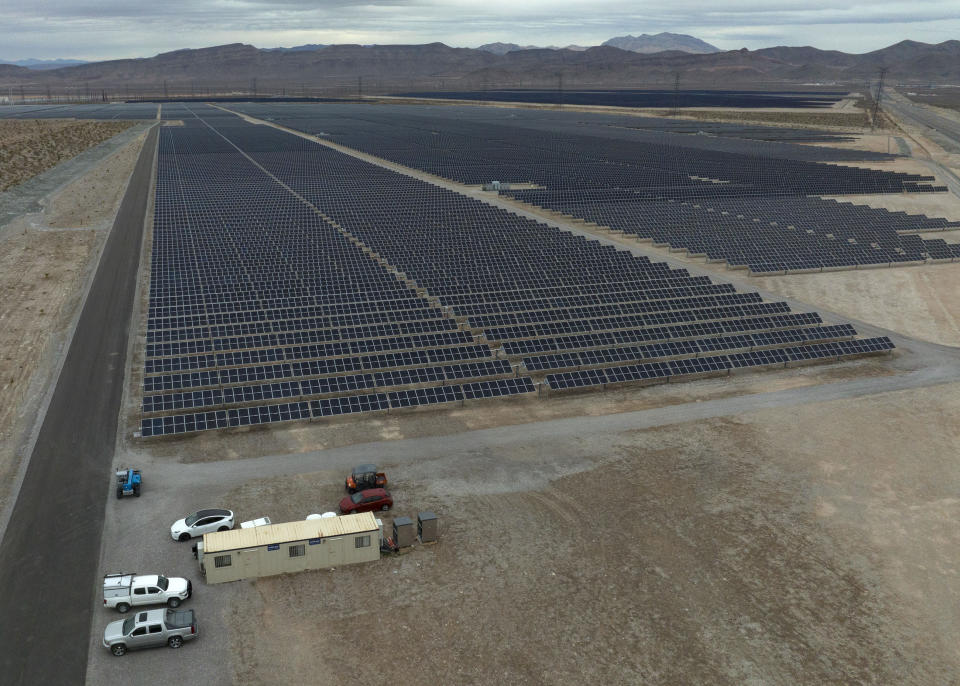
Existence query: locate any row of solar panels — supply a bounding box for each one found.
[500,313,825,356]
[471,299,783,332]
[448,282,738,316]
[521,324,857,372]
[545,337,895,390]
[143,359,515,413]
[482,303,794,343]
[463,292,764,327]
[146,330,474,370]
[140,376,536,437]
[146,325,466,358]
[147,295,433,319]
[143,344,495,392]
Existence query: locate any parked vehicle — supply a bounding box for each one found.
[345,464,387,493]
[339,488,393,514]
[103,573,192,613]
[240,516,271,529]
[102,609,198,656]
[170,509,234,541]
[115,468,142,499]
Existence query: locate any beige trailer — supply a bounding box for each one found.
[196,511,380,584]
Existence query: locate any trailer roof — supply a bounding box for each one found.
[202,511,378,554]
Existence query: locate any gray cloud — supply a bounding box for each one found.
[2,1,958,60]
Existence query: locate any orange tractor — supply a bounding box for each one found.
[345,464,388,493]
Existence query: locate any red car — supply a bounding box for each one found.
[339,488,393,514]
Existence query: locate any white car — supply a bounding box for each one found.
[240,516,271,529]
[170,509,234,541]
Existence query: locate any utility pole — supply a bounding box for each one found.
[871,67,887,130]
[358,76,363,100]
[163,80,168,99]
[672,71,680,116]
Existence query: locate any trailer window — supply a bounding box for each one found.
[214,555,232,568]
[289,544,305,558]
[355,535,371,548]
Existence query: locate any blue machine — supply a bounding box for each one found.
[115,469,142,499]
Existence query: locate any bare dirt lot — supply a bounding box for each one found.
[91,372,960,686]
[0,119,134,191]
[218,381,960,686]
[0,129,146,522]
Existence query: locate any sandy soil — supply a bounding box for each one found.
[0,119,134,191]
[656,108,870,130]
[752,265,960,347]
[0,130,147,521]
[220,381,960,685]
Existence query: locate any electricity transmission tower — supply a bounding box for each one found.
[871,67,887,130]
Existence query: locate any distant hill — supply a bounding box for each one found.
[477,42,589,54]
[263,44,327,53]
[477,43,538,55]
[603,33,720,54]
[2,39,958,93]
[0,58,89,70]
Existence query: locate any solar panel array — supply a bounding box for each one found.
[138,103,897,437]
[544,337,895,390]
[141,106,537,436]
[224,102,959,274]
[392,89,846,109]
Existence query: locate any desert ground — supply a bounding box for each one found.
[0,119,133,191]
[2,99,960,685]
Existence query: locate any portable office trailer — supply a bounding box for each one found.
[197,511,379,584]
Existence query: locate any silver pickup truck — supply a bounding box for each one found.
[102,608,198,656]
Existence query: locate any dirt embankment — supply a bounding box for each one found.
[653,109,871,129]
[0,119,134,191]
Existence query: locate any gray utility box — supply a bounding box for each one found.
[393,516,415,548]
[418,512,438,543]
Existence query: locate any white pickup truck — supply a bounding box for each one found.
[103,573,192,613]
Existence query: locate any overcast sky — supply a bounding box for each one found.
[2,0,958,61]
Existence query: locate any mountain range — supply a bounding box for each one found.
[1,39,957,93]
[476,33,717,55]
[0,57,88,70]
[602,33,719,54]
